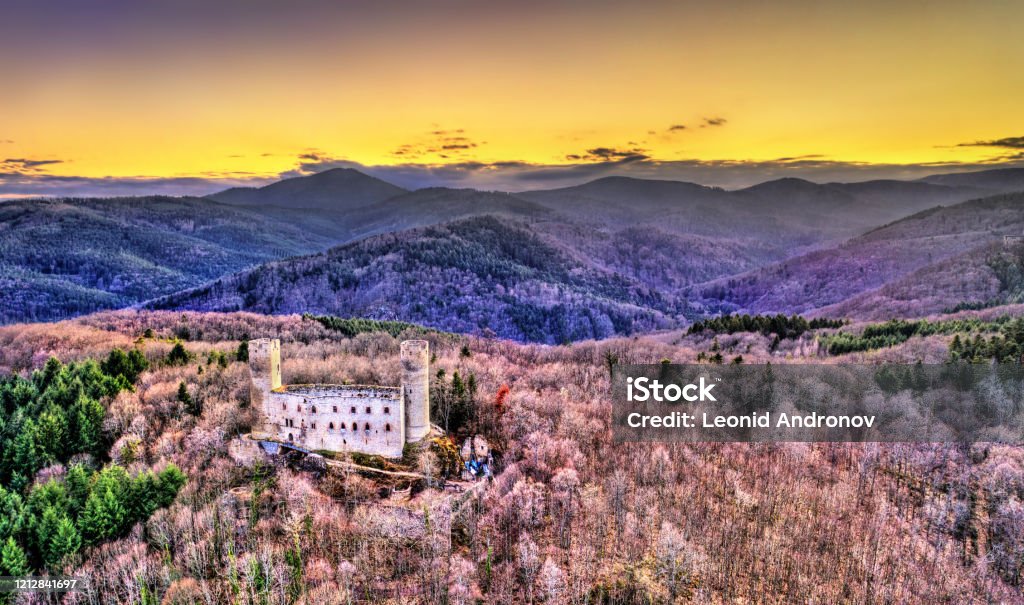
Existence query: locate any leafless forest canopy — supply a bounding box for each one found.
[0,310,1021,603]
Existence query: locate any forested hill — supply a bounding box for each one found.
[691,191,1024,318]
[208,167,407,210]
[6,166,1024,335]
[0,188,558,325]
[0,197,359,323]
[146,215,686,343]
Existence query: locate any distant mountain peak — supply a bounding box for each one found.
[305,167,373,179]
[207,167,406,211]
[741,177,824,191]
[919,166,1024,190]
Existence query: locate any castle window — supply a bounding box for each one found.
[311,405,317,414]
[385,423,392,432]
[333,405,338,413]
[365,406,371,414]
[384,406,390,414]
[350,406,356,414]
[297,405,302,412]
[329,422,335,431]
[311,423,316,430]
[282,403,286,411]
[364,422,370,431]
[288,433,293,441]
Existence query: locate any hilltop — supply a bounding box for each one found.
[146,215,683,343]
[208,167,407,210]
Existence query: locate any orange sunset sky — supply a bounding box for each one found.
[1,0,1022,195]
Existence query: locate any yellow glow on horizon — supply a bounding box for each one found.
[3,1,1021,182]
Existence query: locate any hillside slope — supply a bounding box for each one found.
[0,197,358,322]
[520,174,993,251]
[818,240,1024,319]
[691,192,1024,317]
[147,215,685,342]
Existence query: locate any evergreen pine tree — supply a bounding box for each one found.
[35,506,61,563]
[80,489,117,544]
[949,334,963,361]
[11,422,40,481]
[45,516,81,570]
[0,486,24,542]
[35,405,68,465]
[178,382,199,416]
[74,396,105,457]
[155,465,187,508]
[0,537,29,576]
[167,342,191,365]
[64,465,91,517]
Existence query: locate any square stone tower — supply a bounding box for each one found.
[249,338,281,397]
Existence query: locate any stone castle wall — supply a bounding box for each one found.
[265,385,405,457]
[249,338,428,458]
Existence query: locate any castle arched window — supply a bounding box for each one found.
[383,406,390,414]
[364,422,370,431]
[288,433,294,441]
[365,406,371,414]
[385,423,392,432]
[328,422,334,431]
[312,405,317,414]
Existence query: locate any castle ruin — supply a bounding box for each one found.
[248,338,431,458]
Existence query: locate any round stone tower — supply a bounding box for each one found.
[401,340,430,442]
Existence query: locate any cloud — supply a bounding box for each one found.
[667,124,687,132]
[701,117,727,127]
[390,129,484,159]
[564,146,650,162]
[957,135,1024,149]
[268,146,1024,192]
[1,157,64,174]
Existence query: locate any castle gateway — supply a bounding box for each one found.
[249,338,431,458]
